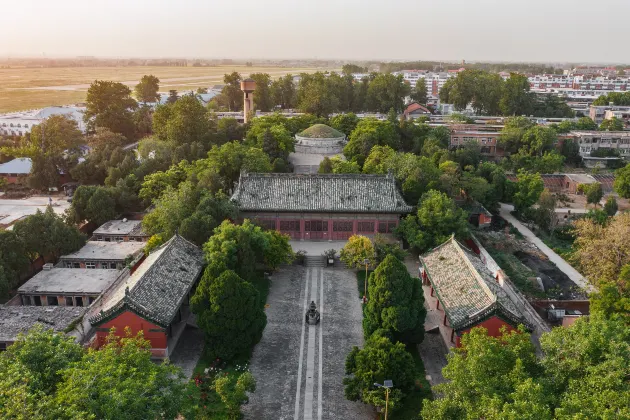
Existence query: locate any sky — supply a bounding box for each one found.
[2,0,629,63]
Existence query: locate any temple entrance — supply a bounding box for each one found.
[332,220,353,240]
[304,220,326,240]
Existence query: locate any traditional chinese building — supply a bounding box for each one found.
[89,235,204,358]
[420,236,529,347]
[231,172,412,240]
[92,219,149,242]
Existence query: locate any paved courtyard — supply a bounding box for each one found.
[0,195,70,227]
[243,266,373,420]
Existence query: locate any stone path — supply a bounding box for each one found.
[243,266,372,420]
[499,203,592,291]
[169,325,205,380]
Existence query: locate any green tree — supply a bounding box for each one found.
[343,334,416,412]
[250,73,273,112]
[192,270,267,360]
[519,126,558,157]
[576,116,598,130]
[604,196,618,216]
[154,94,212,146]
[513,170,544,212]
[589,264,630,323]
[410,78,428,105]
[134,75,160,104]
[10,114,83,160]
[203,220,292,280]
[0,230,29,297]
[614,163,630,198]
[366,73,410,113]
[55,328,186,419]
[339,235,375,269]
[586,182,603,206]
[500,73,533,116]
[343,118,400,166]
[600,117,624,131]
[84,80,138,139]
[214,372,257,420]
[396,190,468,252]
[141,181,200,239]
[67,185,117,226]
[221,72,243,111]
[138,160,190,203]
[318,156,333,173]
[364,255,426,343]
[421,326,542,420]
[498,116,535,154]
[87,127,126,151]
[297,72,339,117]
[14,207,85,261]
[271,74,297,109]
[318,155,360,174]
[329,113,359,136]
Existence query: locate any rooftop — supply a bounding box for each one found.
[0,158,32,175]
[60,241,145,261]
[296,124,345,139]
[571,130,630,137]
[232,172,412,214]
[0,305,86,342]
[421,236,526,331]
[93,219,147,237]
[565,174,597,184]
[18,268,122,295]
[90,235,204,328]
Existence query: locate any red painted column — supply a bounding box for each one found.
[300,219,305,240]
[374,219,378,235]
[352,220,358,236]
[275,218,280,232]
[327,219,332,241]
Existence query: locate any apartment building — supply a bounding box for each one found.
[569,130,630,160]
[449,125,504,159]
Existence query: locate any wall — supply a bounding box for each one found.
[95,310,168,357]
[456,316,516,347]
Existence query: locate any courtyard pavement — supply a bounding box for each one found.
[243,266,373,420]
[0,195,70,227]
[169,324,205,380]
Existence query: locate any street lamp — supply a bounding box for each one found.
[363,258,370,303]
[374,380,393,420]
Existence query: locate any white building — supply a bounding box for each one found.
[0,106,86,136]
[570,130,630,160]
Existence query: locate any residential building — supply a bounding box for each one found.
[0,106,86,136]
[0,158,31,185]
[419,236,529,348]
[569,130,630,160]
[92,219,149,242]
[589,105,630,124]
[17,267,122,307]
[403,103,432,120]
[505,173,615,194]
[231,172,412,241]
[449,126,504,159]
[59,241,145,269]
[0,306,86,350]
[604,108,630,128]
[89,235,204,359]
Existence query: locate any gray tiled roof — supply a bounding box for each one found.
[90,235,204,328]
[421,236,525,331]
[93,220,147,237]
[0,305,86,342]
[231,172,412,214]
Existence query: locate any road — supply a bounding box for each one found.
[499,203,592,291]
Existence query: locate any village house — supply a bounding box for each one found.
[231,172,412,240]
[420,236,529,347]
[0,158,32,185]
[59,241,145,269]
[92,219,149,242]
[89,235,204,359]
[17,267,122,307]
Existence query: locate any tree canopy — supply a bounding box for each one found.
[134,75,160,104]
[84,80,138,139]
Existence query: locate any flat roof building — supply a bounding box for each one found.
[59,241,145,269]
[18,268,122,307]
[92,219,149,242]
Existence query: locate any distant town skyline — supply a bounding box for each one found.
[2,0,630,63]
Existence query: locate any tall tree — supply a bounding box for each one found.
[500,73,533,116]
[410,78,428,105]
[0,231,29,298]
[166,89,179,104]
[329,113,359,136]
[134,75,160,104]
[163,94,211,146]
[339,235,375,269]
[366,73,410,113]
[297,72,339,117]
[221,72,243,111]
[66,185,118,226]
[87,127,126,151]
[192,270,267,360]
[250,73,273,112]
[84,80,138,139]
[614,163,630,198]
[271,74,297,109]
[364,255,426,343]
[586,182,603,206]
[343,118,400,166]
[600,116,624,131]
[512,170,544,212]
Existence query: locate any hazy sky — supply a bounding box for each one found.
[2,0,629,63]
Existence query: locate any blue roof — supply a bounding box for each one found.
[0,158,32,174]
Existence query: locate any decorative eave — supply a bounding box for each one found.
[89,291,170,329]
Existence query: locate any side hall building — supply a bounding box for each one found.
[231,172,413,240]
[420,236,529,347]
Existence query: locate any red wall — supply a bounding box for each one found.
[456,316,516,347]
[96,310,167,357]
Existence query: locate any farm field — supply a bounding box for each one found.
[0,65,333,113]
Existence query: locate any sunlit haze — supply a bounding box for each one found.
[2,0,630,62]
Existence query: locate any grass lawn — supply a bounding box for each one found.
[185,272,271,419]
[0,65,333,113]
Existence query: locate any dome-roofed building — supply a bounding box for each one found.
[294,124,347,154]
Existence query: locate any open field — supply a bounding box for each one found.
[0,65,334,113]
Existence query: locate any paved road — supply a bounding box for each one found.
[0,195,70,226]
[243,266,372,420]
[499,203,591,290]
